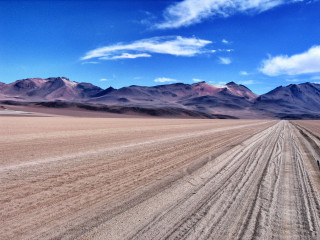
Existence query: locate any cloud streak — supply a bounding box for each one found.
[101,53,151,60]
[155,0,302,29]
[239,80,255,85]
[81,36,212,61]
[193,78,203,82]
[154,77,177,83]
[219,57,231,64]
[222,39,230,44]
[260,45,320,76]
[81,61,99,65]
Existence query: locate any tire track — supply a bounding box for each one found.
[83,121,320,240]
[0,119,274,240]
[128,125,275,240]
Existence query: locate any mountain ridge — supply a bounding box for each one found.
[0,77,319,119]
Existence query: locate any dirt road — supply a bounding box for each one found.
[1,118,320,239]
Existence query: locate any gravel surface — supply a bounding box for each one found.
[1,117,320,239]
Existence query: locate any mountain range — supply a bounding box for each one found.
[1,77,320,119]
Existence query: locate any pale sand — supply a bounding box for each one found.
[1,117,320,239]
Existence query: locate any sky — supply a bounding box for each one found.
[0,0,320,94]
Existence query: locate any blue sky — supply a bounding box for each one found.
[1,0,320,94]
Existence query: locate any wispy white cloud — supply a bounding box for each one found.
[101,53,151,60]
[218,49,234,52]
[154,77,178,83]
[81,61,99,65]
[311,76,320,80]
[140,11,157,26]
[81,36,212,61]
[219,57,231,65]
[100,78,109,82]
[222,39,229,44]
[285,78,301,82]
[240,71,248,75]
[218,81,227,85]
[193,78,203,82]
[239,80,255,85]
[260,45,320,76]
[155,0,301,29]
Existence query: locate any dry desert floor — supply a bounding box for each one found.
[1,116,320,239]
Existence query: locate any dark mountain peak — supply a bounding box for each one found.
[298,82,320,89]
[226,81,237,85]
[286,82,314,89]
[192,81,206,85]
[154,82,186,88]
[94,86,116,97]
[256,81,320,117]
[303,82,312,85]
[102,86,116,94]
[170,82,186,86]
[45,78,67,89]
[76,82,103,98]
[155,82,193,90]
[46,77,69,81]
[238,84,251,90]
[12,78,45,90]
[226,81,254,92]
[46,77,72,85]
[287,83,296,88]
[224,81,258,100]
[106,86,115,91]
[298,81,312,85]
[281,82,318,91]
[77,82,102,90]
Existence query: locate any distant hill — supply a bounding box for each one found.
[254,82,320,119]
[90,81,257,109]
[0,77,320,119]
[0,77,102,101]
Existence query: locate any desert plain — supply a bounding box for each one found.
[1,112,320,240]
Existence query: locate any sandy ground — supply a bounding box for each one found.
[1,117,320,239]
[293,120,320,136]
[0,104,142,118]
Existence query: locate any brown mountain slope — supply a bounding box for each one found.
[1,77,320,119]
[0,77,102,101]
[254,82,320,119]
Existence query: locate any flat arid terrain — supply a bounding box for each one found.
[1,116,320,239]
